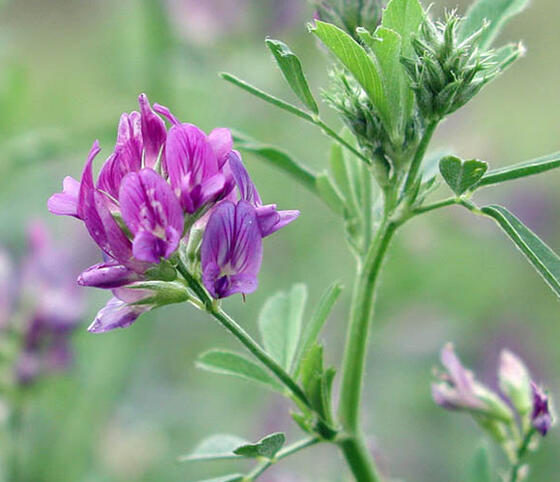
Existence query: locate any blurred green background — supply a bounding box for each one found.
[0,0,558,480]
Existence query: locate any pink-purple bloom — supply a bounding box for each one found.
[3,223,86,385]
[432,343,487,412]
[48,94,299,331]
[531,382,552,436]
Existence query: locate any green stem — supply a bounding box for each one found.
[402,121,438,196]
[337,220,398,481]
[244,437,320,481]
[8,401,24,482]
[338,435,381,482]
[315,119,371,165]
[509,428,537,482]
[175,261,310,408]
[412,196,458,215]
[211,307,310,408]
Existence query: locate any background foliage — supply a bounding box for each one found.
[0,0,558,480]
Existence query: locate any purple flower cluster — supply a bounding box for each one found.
[433,344,554,442]
[49,94,299,332]
[0,223,85,385]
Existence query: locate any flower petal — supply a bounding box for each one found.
[88,297,150,333]
[228,152,262,205]
[77,262,142,289]
[201,200,262,298]
[119,168,183,262]
[208,127,233,168]
[47,176,81,218]
[138,93,166,168]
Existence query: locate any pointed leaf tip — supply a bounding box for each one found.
[266,38,319,114]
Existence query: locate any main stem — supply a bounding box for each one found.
[337,220,397,481]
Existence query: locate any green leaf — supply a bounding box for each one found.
[328,139,361,220]
[294,282,343,378]
[265,39,319,114]
[220,72,314,122]
[196,350,284,392]
[459,0,530,50]
[492,42,525,72]
[467,442,493,482]
[298,344,335,423]
[316,171,346,215]
[178,434,247,462]
[478,151,560,187]
[197,475,244,482]
[309,21,390,130]
[233,132,317,193]
[381,0,425,57]
[482,205,560,299]
[358,26,407,139]
[258,284,307,372]
[439,156,488,195]
[233,433,286,459]
[376,0,425,130]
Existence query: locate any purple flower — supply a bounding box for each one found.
[119,168,184,263]
[531,382,553,436]
[154,103,234,213]
[228,152,299,237]
[432,343,487,412]
[88,288,152,333]
[14,222,86,384]
[49,95,297,330]
[201,200,263,298]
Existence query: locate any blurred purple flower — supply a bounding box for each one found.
[15,222,86,385]
[0,247,14,330]
[432,343,487,411]
[531,382,553,436]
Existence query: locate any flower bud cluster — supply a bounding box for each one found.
[402,12,522,122]
[433,344,554,460]
[324,71,420,184]
[311,0,384,41]
[49,94,299,333]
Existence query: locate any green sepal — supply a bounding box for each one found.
[291,412,313,434]
[127,280,190,306]
[233,432,286,459]
[266,38,319,114]
[145,258,177,282]
[439,155,488,195]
